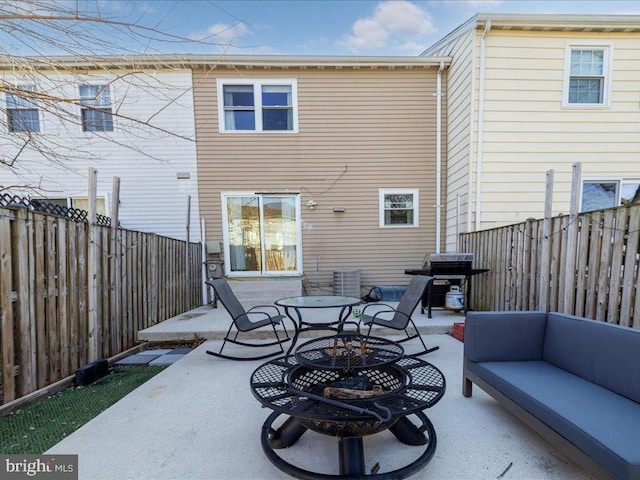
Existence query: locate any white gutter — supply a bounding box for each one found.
[435,61,445,253]
[475,21,491,231]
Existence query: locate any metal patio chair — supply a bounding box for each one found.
[358,275,439,356]
[205,279,292,361]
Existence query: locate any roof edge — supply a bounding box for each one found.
[422,13,640,56]
[421,15,478,56]
[0,54,451,71]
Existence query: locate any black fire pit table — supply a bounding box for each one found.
[250,333,446,479]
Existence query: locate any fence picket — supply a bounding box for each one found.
[620,206,639,327]
[15,209,35,396]
[1,214,15,403]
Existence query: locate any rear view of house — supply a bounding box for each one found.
[193,55,449,298]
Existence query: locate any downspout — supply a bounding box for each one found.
[475,20,491,231]
[435,61,444,253]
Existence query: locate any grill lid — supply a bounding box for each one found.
[429,252,474,263]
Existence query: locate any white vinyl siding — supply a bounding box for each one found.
[472,29,638,230]
[1,70,200,241]
[424,29,475,251]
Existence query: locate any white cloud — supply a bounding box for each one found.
[338,1,436,51]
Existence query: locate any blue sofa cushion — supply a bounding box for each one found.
[543,313,640,404]
[468,360,640,480]
[465,311,548,363]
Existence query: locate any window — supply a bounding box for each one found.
[581,180,640,212]
[563,43,612,107]
[217,79,297,132]
[79,84,113,132]
[379,189,419,228]
[6,85,40,132]
[222,193,301,275]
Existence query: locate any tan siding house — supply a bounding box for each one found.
[423,14,640,251]
[193,57,449,295]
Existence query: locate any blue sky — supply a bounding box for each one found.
[117,0,640,56]
[5,1,640,56]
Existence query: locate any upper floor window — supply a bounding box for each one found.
[79,84,113,132]
[217,79,298,132]
[581,179,640,212]
[6,85,40,133]
[379,189,419,228]
[563,43,612,108]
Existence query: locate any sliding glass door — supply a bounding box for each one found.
[223,193,301,275]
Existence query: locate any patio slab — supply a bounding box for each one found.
[137,303,462,343]
[47,334,596,480]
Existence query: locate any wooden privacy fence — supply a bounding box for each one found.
[0,206,202,404]
[459,204,640,328]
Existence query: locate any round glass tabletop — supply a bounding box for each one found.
[275,295,362,309]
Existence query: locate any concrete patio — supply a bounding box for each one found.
[47,305,595,479]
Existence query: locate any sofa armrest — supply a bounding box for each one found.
[464,311,548,362]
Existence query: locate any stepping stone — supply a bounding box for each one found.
[139,349,173,356]
[166,348,193,355]
[149,354,186,366]
[115,354,160,366]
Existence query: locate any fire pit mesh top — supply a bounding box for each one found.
[294,334,404,370]
[250,354,446,422]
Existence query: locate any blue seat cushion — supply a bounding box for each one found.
[468,360,640,480]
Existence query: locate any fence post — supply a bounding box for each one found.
[562,163,581,314]
[537,170,554,311]
[185,195,191,313]
[111,177,121,353]
[87,167,100,362]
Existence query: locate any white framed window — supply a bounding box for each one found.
[217,78,298,133]
[581,179,640,212]
[562,42,613,108]
[6,85,40,133]
[379,189,419,228]
[79,84,114,132]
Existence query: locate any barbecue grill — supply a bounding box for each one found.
[405,252,488,317]
[428,252,474,276]
[250,333,446,479]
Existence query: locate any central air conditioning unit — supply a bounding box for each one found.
[333,269,361,297]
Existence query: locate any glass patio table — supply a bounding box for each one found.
[275,295,362,354]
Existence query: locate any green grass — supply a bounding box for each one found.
[0,366,165,454]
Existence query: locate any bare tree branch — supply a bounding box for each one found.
[0,0,236,186]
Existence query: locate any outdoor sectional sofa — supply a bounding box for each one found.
[463,311,640,480]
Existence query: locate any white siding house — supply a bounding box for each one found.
[1,61,200,242]
[423,14,640,251]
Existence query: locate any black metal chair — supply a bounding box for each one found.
[358,275,439,356]
[205,279,292,361]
